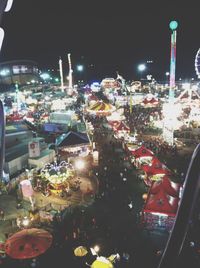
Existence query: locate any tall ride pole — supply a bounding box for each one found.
[0,100,5,180]
[162,20,178,146]
[67,53,73,95]
[59,57,64,92]
[169,20,178,100]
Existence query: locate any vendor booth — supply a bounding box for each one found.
[141,157,171,185]
[142,176,180,231]
[131,145,154,167]
[56,131,91,159]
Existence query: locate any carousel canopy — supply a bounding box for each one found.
[87,101,114,113]
[56,131,90,147]
[143,177,180,216]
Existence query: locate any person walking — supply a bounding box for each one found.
[0,209,5,220]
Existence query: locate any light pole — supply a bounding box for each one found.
[165,72,170,85]
[138,64,146,80]
[77,65,84,72]
[76,65,84,85]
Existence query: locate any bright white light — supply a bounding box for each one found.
[40,73,50,80]
[93,245,100,253]
[74,160,85,170]
[182,83,190,90]
[44,96,50,101]
[31,80,35,84]
[138,64,146,72]
[22,217,30,227]
[165,72,170,76]
[128,202,133,209]
[77,65,84,72]
[0,69,10,76]
[192,85,198,90]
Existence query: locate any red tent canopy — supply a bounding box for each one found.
[143,177,180,216]
[143,190,179,216]
[108,121,120,127]
[150,176,180,196]
[5,228,52,259]
[141,157,171,175]
[150,98,158,104]
[132,145,154,158]
[113,121,130,131]
[89,94,98,101]
[7,113,24,122]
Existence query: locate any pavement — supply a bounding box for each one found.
[0,175,98,238]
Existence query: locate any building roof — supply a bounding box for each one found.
[56,131,90,147]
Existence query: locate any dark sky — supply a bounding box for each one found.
[0,0,199,82]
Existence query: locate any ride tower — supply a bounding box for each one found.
[59,57,64,92]
[162,20,178,145]
[0,100,5,180]
[67,53,73,95]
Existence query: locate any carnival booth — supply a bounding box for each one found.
[141,157,171,185]
[131,145,154,167]
[88,94,99,105]
[142,176,180,231]
[56,131,91,159]
[106,109,125,123]
[142,94,159,108]
[86,101,115,116]
[6,112,24,123]
[24,112,35,123]
[113,121,130,139]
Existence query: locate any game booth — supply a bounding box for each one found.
[141,157,171,186]
[130,145,154,167]
[112,121,130,139]
[141,176,181,231]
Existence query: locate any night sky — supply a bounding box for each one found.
[0,0,199,82]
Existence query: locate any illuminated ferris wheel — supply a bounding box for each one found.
[195,48,200,78]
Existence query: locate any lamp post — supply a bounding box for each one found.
[76,65,84,85]
[15,82,20,112]
[138,64,146,80]
[165,72,170,85]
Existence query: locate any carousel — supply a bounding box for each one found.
[86,101,115,116]
[35,161,77,197]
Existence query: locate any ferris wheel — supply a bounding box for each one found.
[195,48,200,78]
